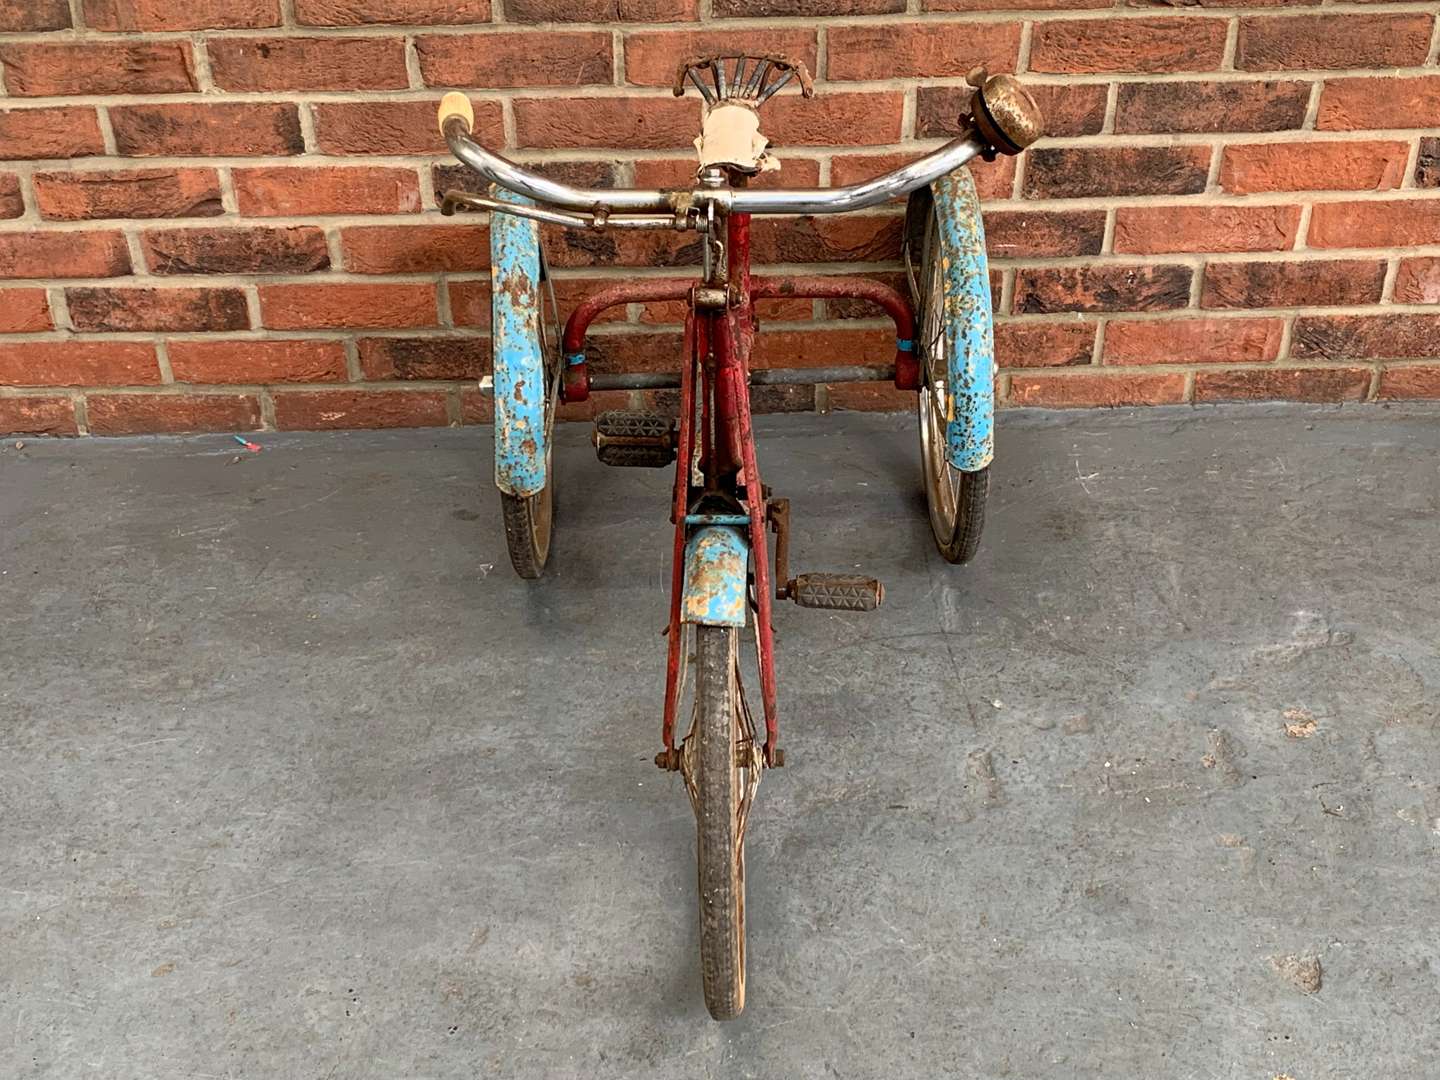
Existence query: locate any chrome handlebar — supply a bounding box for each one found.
[441,114,988,221]
[437,72,1042,227]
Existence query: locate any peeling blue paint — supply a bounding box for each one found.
[565,351,585,367]
[491,187,548,498]
[681,526,749,628]
[932,168,995,472]
[684,513,751,526]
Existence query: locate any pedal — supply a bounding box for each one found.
[787,573,884,612]
[592,411,677,468]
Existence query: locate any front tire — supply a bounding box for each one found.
[692,624,746,1020]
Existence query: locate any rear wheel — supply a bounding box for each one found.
[906,189,989,565]
[689,624,751,1020]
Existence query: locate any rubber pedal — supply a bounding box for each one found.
[593,411,677,468]
[789,573,884,612]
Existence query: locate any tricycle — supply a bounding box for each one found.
[437,54,1043,1019]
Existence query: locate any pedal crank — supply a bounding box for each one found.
[593,411,678,468]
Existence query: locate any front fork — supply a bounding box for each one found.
[659,211,783,770]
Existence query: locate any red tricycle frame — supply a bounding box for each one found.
[559,211,919,768]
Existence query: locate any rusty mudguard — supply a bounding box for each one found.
[490,186,548,498]
[931,168,995,473]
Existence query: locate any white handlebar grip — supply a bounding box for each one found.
[438,92,474,137]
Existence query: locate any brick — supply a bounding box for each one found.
[34,169,223,221]
[86,393,262,434]
[1318,76,1440,132]
[0,397,76,436]
[0,341,159,386]
[1194,367,1370,403]
[751,327,895,369]
[0,290,53,333]
[1293,315,1440,361]
[1420,139,1440,189]
[1014,266,1193,314]
[509,0,695,18]
[1308,200,1440,249]
[436,159,621,198]
[918,83,1106,140]
[296,0,489,24]
[234,166,422,217]
[460,387,493,423]
[764,92,905,147]
[1023,146,1210,199]
[82,0,279,30]
[0,108,105,160]
[1031,17,1227,74]
[142,226,331,275]
[513,96,699,150]
[110,103,303,157]
[995,321,1095,368]
[1008,372,1187,408]
[341,225,490,274]
[1395,258,1440,306]
[67,287,250,333]
[0,42,196,96]
[716,0,894,13]
[825,382,911,412]
[0,0,70,30]
[417,32,611,88]
[985,210,1105,259]
[359,337,489,380]
[1115,80,1310,135]
[272,389,450,430]
[0,174,22,219]
[541,224,700,269]
[208,36,408,92]
[314,99,503,155]
[635,155,821,189]
[1114,205,1302,255]
[827,23,1021,80]
[168,339,347,384]
[1202,259,1385,311]
[0,232,131,279]
[624,30,816,87]
[1378,367,1440,401]
[925,0,1108,9]
[1104,317,1283,365]
[751,214,902,264]
[1238,14,1433,72]
[1220,141,1408,195]
[260,283,438,330]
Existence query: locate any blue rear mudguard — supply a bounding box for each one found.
[931,168,995,472]
[490,187,548,498]
[680,526,749,628]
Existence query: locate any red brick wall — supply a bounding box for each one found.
[1,2,1437,435]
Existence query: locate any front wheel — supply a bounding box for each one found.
[690,624,749,1020]
[906,187,990,564]
[499,480,552,580]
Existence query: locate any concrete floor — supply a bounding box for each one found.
[2,404,1438,1079]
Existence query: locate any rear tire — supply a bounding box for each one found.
[692,624,746,1020]
[905,187,990,565]
[499,479,552,580]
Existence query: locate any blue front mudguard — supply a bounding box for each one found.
[931,168,995,472]
[490,188,548,498]
[680,526,749,628]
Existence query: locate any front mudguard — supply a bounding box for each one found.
[490,187,548,498]
[931,169,995,473]
[680,526,749,628]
